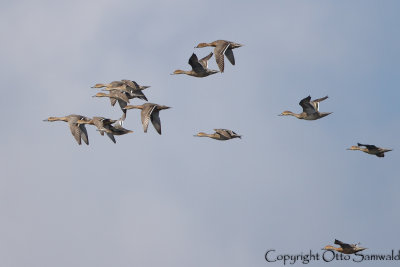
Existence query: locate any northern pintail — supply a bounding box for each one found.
[124,103,170,135]
[323,239,366,254]
[172,52,219,77]
[194,129,241,141]
[195,40,243,73]
[43,114,89,145]
[279,95,332,120]
[347,143,392,157]
[77,117,118,143]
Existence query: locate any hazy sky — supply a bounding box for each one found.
[1,1,400,266]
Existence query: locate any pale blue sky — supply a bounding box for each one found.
[1,1,399,266]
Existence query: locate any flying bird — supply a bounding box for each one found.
[279,95,332,120]
[195,40,243,73]
[323,239,367,254]
[171,52,219,77]
[194,129,241,141]
[43,114,90,145]
[347,143,392,157]
[124,103,170,135]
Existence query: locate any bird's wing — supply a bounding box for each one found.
[142,105,157,133]
[151,110,162,135]
[224,48,235,65]
[214,42,230,72]
[299,96,317,114]
[311,96,328,111]
[199,52,213,69]
[102,118,116,126]
[334,239,352,249]
[121,80,140,90]
[79,124,89,145]
[110,98,117,106]
[214,129,232,139]
[113,91,130,103]
[106,133,116,143]
[188,53,206,73]
[129,89,148,101]
[357,143,378,150]
[118,99,127,110]
[68,122,82,145]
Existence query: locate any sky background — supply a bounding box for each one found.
[1,0,400,266]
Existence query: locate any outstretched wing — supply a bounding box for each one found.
[121,80,140,90]
[79,124,89,145]
[106,133,116,143]
[357,143,378,150]
[214,42,230,72]
[311,96,328,111]
[199,52,213,69]
[110,98,117,106]
[299,96,317,114]
[224,48,235,65]
[142,105,157,133]
[151,110,162,135]
[188,53,206,73]
[334,239,352,249]
[69,124,82,145]
[214,129,232,139]
[128,89,148,101]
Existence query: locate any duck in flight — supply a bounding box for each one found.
[172,52,219,77]
[194,129,241,141]
[43,114,90,145]
[124,103,170,135]
[279,95,332,120]
[195,40,243,73]
[323,239,366,254]
[347,143,392,157]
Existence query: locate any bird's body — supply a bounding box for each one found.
[124,103,170,135]
[103,122,133,136]
[347,143,392,157]
[77,117,119,143]
[194,129,241,141]
[195,40,243,73]
[172,52,219,77]
[43,114,89,145]
[279,95,332,120]
[323,239,366,254]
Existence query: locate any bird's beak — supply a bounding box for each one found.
[43,119,49,121]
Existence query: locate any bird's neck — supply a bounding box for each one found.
[288,111,302,118]
[49,116,68,122]
[173,70,190,75]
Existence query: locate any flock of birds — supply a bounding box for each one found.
[44,39,392,157]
